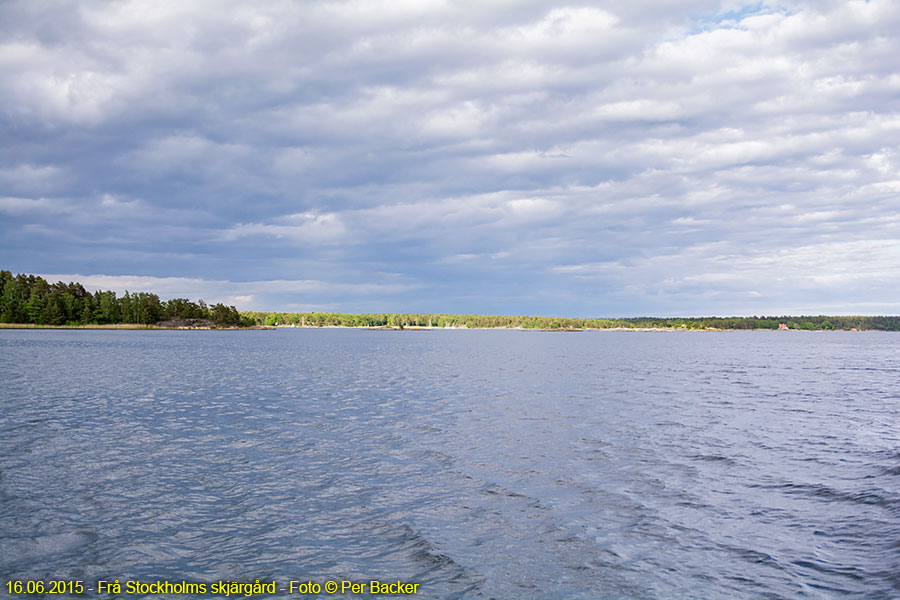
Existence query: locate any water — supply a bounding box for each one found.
[1,329,898,599]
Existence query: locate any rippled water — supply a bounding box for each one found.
[1,329,899,599]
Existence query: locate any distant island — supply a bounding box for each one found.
[244,311,900,331]
[3,270,899,331]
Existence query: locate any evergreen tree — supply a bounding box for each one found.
[24,289,45,324]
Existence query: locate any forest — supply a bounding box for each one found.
[0,270,253,327]
[245,311,900,331]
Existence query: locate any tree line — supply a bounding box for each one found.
[4,270,898,331]
[243,311,900,331]
[0,270,253,327]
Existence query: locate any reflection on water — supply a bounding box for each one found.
[1,329,899,598]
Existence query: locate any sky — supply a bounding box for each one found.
[1,0,899,317]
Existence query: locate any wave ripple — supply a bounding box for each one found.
[2,329,899,599]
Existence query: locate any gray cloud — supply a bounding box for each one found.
[2,0,899,315]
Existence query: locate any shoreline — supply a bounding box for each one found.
[0,323,878,332]
[0,323,274,330]
[269,325,864,332]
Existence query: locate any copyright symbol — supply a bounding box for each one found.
[324,581,337,593]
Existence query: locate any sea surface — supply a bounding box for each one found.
[1,328,898,599]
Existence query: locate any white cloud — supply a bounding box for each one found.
[34,273,419,311]
[2,0,899,315]
[0,196,63,215]
[220,212,349,244]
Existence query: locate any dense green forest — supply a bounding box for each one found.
[0,270,253,327]
[244,311,900,331]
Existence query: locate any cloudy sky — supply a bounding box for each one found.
[2,0,898,316]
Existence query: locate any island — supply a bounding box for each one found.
[0,270,255,329]
[3,270,899,331]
